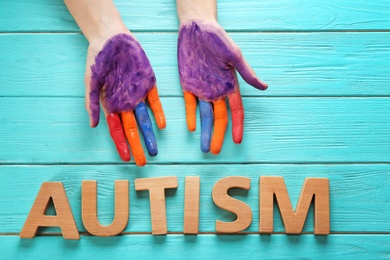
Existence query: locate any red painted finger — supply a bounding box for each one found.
[184,91,197,132]
[121,112,146,167]
[106,113,130,162]
[228,91,244,144]
[210,99,228,154]
[147,86,166,129]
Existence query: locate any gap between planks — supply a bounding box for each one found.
[0,161,390,166]
[3,96,390,98]
[2,162,390,166]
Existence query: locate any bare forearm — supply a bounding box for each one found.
[64,0,128,43]
[176,0,217,23]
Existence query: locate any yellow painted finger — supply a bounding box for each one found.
[147,86,166,129]
[210,99,228,154]
[184,91,197,132]
[121,112,146,167]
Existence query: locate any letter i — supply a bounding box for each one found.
[184,177,200,234]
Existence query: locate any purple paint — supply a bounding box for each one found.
[178,21,267,101]
[90,33,156,126]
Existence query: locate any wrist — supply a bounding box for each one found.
[176,0,217,24]
[178,11,217,24]
[88,19,130,48]
[65,0,130,44]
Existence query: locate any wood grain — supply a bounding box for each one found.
[1,0,390,32]
[1,33,389,97]
[0,97,389,164]
[1,164,389,234]
[0,0,389,257]
[1,235,389,259]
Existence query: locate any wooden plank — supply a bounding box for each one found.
[0,164,389,233]
[1,234,389,258]
[1,32,389,97]
[1,97,390,164]
[1,0,390,32]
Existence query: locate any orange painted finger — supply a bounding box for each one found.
[210,99,228,154]
[147,86,166,129]
[228,91,244,144]
[184,91,197,132]
[121,112,146,167]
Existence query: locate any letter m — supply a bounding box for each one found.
[260,177,330,235]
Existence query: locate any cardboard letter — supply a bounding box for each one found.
[260,177,330,235]
[82,180,129,236]
[135,177,178,235]
[184,176,200,234]
[212,177,252,233]
[20,182,79,240]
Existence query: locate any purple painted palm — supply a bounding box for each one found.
[86,33,165,165]
[90,33,156,126]
[178,21,267,101]
[177,21,268,154]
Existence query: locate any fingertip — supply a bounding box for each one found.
[184,92,197,132]
[121,111,147,167]
[246,76,268,91]
[89,104,100,128]
[157,116,167,129]
[232,131,243,144]
[187,121,196,132]
[257,80,268,90]
[135,156,147,167]
[134,102,158,157]
[233,54,268,91]
[147,86,167,130]
[201,140,210,153]
[131,144,147,166]
[145,137,158,157]
[119,144,131,162]
[228,91,244,145]
[106,113,131,162]
[210,145,222,155]
[132,142,147,166]
[90,117,99,128]
[210,99,228,155]
[210,136,224,154]
[231,113,244,145]
[149,149,158,157]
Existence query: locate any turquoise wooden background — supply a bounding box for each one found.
[1,0,390,258]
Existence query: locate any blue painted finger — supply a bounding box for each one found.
[199,100,213,153]
[134,102,158,156]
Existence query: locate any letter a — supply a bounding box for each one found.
[20,182,79,240]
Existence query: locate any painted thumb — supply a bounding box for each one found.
[233,53,268,90]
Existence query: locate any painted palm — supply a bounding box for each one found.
[178,21,268,154]
[87,33,166,166]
